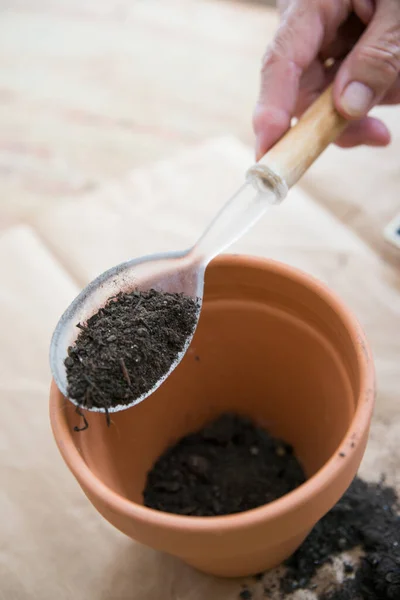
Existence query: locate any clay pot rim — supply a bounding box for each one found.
[50,254,375,534]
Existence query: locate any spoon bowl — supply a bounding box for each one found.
[50,248,205,412]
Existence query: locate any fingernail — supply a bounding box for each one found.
[341,82,374,118]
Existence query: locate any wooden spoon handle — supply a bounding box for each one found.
[248,84,348,192]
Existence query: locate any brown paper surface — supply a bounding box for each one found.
[1,137,399,600]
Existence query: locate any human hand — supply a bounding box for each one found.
[253,0,400,159]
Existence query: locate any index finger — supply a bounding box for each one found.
[254,2,342,158]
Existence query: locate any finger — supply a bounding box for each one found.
[294,59,341,116]
[254,57,342,159]
[334,0,400,119]
[254,3,328,158]
[319,12,367,61]
[380,75,400,103]
[335,116,391,148]
[293,60,327,115]
[319,0,375,63]
[254,1,351,158]
[353,0,376,25]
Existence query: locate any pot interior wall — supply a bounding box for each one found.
[66,259,359,506]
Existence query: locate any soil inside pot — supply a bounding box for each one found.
[65,289,198,413]
[143,413,306,516]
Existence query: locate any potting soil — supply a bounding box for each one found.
[239,476,400,599]
[65,289,198,412]
[143,413,306,516]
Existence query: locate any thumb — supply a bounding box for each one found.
[335,0,400,119]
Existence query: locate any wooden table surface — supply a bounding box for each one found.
[0,0,277,227]
[1,0,398,261]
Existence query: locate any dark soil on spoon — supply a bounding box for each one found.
[143,413,306,516]
[238,476,400,600]
[65,289,198,413]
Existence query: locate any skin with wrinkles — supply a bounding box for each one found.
[254,0,400,157]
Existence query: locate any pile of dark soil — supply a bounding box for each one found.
[143,413,306,516]
[143,414,399,598]
[281,476,400,599]
[239,477,399,600]
[65,289,198,414]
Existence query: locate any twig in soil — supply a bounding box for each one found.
[83,374,107,400]
[85,387,92,408]
[82,373,112,427]
[73,405,89,432]
[132,297,143,313]
[105,406,111,428]
[119,358,132,386]
[76,322,98,341]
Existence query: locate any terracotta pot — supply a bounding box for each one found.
[50,255,375,578]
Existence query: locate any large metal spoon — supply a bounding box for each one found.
[50,86,346,413]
